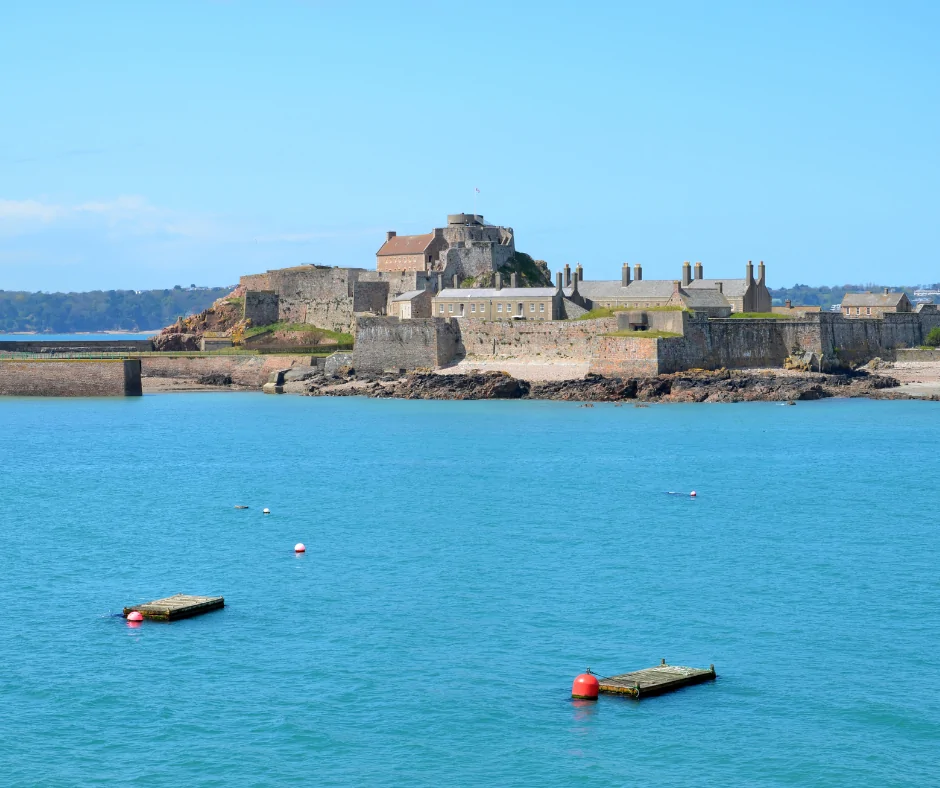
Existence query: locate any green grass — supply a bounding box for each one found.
[603,330,681,339]
[574,305,685,320]
[244,321,353,344]
[726,312,793,319]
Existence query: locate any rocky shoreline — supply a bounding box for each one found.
[295,368,912,403]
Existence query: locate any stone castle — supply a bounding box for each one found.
[231,210,934,380]
[377,214,516,280]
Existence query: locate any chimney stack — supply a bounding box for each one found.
[556,272,563,292]
[437,274,443,292]
[746,260,754,285]
[634,263,643,281]
[622,263,631,288]
[785,299,792,309]
[386,231,397,242]
[575,263,583,282]
[694,261,703,280]
[682,261,692,286]
[673,280,681,295]
[716,282,723,293]
[883,287,890,295]
[495,272,502,290]
[564,264,571,287]
[453,274,460,289]
[510,272,518,288]
[757,260,766,285]
[571,270,579,295]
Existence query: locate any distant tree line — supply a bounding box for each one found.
[769,283,938,309]
[0,286,233,333]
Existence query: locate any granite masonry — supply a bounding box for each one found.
[0,359,142,397]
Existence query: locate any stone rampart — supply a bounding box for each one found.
[588,336,661,376]
[458,318,619,360]
[354,317,460,372]
[0,359,142,396]
[141,354,315,387]
[244,290,279,326]
[352,281,390,314]
[819,311,940,364]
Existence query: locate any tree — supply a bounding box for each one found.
[925,328,940,347]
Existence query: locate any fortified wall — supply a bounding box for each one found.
[240,266,435,333]
[0,359,142,397]
[354,317,460,373]
[352,309,940,379]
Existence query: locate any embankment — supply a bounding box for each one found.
[141,354,316,388]
[0,359,142,397]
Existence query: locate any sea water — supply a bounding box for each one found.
[0,394,938,787]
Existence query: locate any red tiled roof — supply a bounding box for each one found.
[377,233,434,256]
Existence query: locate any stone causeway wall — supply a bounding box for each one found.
[0,359,141,396]
[141,354,315,387]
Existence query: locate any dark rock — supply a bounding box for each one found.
[152,332,199,351]
[197,373,233,386]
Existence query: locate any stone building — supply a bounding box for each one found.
[432,272,561,320]
[377,214,515,280]
[841,290,913,318]
[391,289,433,320]
[577,260,772,314]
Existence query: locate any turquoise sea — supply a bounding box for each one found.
[1,394,938,787]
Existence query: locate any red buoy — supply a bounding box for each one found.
[127,611,143,622]
[572,670,599,700]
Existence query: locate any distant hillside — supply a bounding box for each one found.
[0,286,234,333]
[770,283,939,310]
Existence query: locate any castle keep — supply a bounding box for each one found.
[377,214,516,280]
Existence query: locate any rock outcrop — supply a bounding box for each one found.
[302,368,900,403]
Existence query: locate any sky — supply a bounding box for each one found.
[1,0,938,292]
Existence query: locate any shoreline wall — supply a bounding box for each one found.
[141,354,316,387]
[0,359,142,397]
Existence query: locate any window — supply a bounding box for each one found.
[448,304,453,313]
[439,304,444,314]
[471,304,476,313]
[497,304,503,313]
[540,304,545,312]
[856,307,860,315]
[529,303,535,312]
[866,307,871,315]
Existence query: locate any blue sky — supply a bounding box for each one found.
[2,1,938,292]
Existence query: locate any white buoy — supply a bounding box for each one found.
[263,508,271,514]
[294,543,306,553]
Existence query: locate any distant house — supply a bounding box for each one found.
[772,300,822,317]
[390,289,432,320]
[841,290,912,318]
